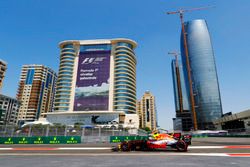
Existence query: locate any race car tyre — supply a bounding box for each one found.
[176,140,187,152]
[121,143,130,151]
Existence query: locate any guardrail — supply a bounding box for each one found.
[191,134,250,138]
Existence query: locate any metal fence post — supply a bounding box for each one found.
[11,127,15,137]
[4,125,7,137]
[82,128,85,137]
[98,127,101,142]
[46,125,49,137]
[64,126,67,136]
[98,126,101,137]
[112,127,114,136]
[28,125,32,137]
[81,128,85,143]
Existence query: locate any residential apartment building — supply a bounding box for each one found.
[137,91,157,130]
[17,65,57,123]
[0,94,20,125]
[0,60,7,92]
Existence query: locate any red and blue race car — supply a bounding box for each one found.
[114,132,191,152]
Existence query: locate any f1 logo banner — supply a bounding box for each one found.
[74,49,111,111]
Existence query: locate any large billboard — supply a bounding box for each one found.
[74,45,111,111]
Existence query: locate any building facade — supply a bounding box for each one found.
[171,60,192,131]
[0,94,20,125]
[46,39,138,128]
[0,60,7,92]
[181,19,223,129]
[213,110,250,134]
[137,91,157,130]
[16,65,57,123]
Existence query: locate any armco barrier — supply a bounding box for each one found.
[207,134,250,138]
[191,134,250,138]
[191,134,208,138]
[110,136,148,143]
[0,136,81,144]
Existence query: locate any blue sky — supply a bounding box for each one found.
[0,0,250,130]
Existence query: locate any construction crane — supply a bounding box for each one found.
[168,51,183,113]
[167,6,213,131]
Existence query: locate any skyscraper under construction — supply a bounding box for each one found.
[180,19,223,129]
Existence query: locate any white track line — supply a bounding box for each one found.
[1,145,250,151]
[58,147,111,150]
[188,146,225,149]
[0,148,13,150]
[0,153,249,157]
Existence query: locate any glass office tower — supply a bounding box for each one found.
[171,60,192,131]
[181,19,223,129]
[171,60,190,112]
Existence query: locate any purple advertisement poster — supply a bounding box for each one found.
[74,50,110,111]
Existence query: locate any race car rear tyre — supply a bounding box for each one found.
[176,140,187,152]
[121,143,130,151]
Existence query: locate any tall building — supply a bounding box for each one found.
[137,91,157,130]
[0,60,7,91]
[16,65,57,123]
[45,39,138,127]
[181,19,223,129]
[0,94,20,125]
[171,60,192,131]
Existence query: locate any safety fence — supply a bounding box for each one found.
[0,136,150,144]
[0,125,148,143]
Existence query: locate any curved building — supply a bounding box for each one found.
[47,39,138,127]
[181,19,223,129]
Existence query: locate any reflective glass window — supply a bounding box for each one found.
[56,95,70,98]
[60,68,73,71]
[62,49,75,52]
[117,42,133,49]
[59,72,73,75]
[55,99,70,102]
[57,87,71,91]
[62,44,74,48]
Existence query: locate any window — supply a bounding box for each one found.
[62,44,74,48]
[117,42,133,49]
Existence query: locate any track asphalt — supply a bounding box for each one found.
[0,137,249,167]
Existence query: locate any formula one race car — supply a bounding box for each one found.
[114,132,191,152]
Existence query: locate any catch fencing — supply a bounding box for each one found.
[0,125,148,143]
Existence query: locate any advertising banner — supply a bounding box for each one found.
[74,49,110,111]
[0,136,81,144]
[110,136,149,143]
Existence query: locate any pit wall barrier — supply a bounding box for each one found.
[0,136,81,144]
[191,134,250,138]
[110,136,148,143]
[191,134,208,138]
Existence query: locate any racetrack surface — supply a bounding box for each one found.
[0,137,249,167]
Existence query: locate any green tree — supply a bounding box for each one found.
[74,122,84,130]
[143,127,151,132]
